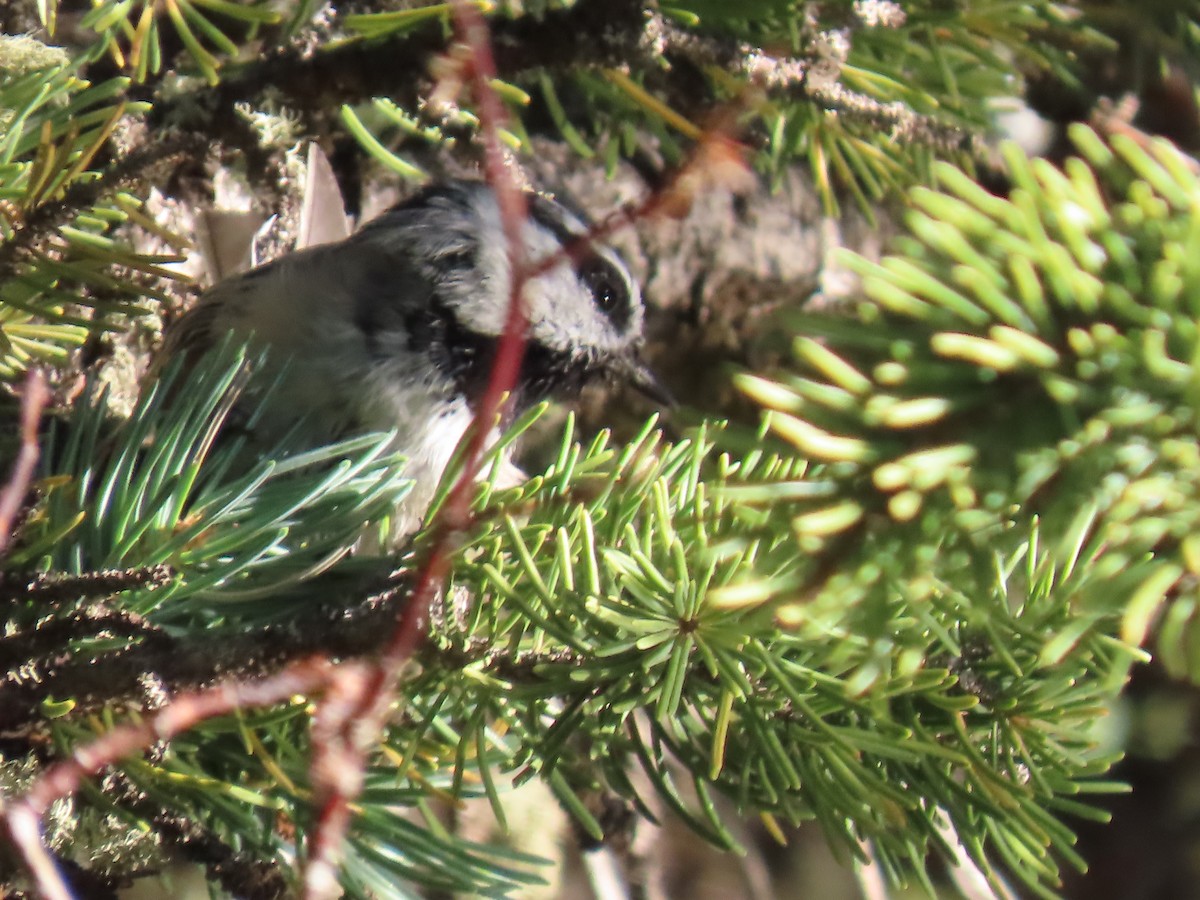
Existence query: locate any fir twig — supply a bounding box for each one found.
[657,14,980,155]
[0,605,167,672]
[136,804,289,900]
[0,565,174,608]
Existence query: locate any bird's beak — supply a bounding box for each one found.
[612,355,676,409]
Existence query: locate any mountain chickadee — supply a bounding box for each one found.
[161,180,664,532]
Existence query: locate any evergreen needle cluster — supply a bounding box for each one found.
[2,1,1198,897]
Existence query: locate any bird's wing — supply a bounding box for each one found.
[297,142,352,250]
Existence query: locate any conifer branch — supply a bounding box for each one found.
[147,0,650,143]
[1,658,336,900]
[2,3,1192,897]
[105,773,290,900]
[0,565,174,609]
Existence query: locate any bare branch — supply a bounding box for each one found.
[0,370,49,555]
[0,565,175,609]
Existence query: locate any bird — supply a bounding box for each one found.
[159,178,665,535]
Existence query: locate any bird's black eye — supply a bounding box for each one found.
[438,244,477,272]
[578,256,630,327]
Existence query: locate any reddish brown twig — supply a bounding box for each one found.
[1,657,335,900]
[0,368,49,555]
[379,0,533,677]
[301,5,536,897]
[525,117,755,283]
